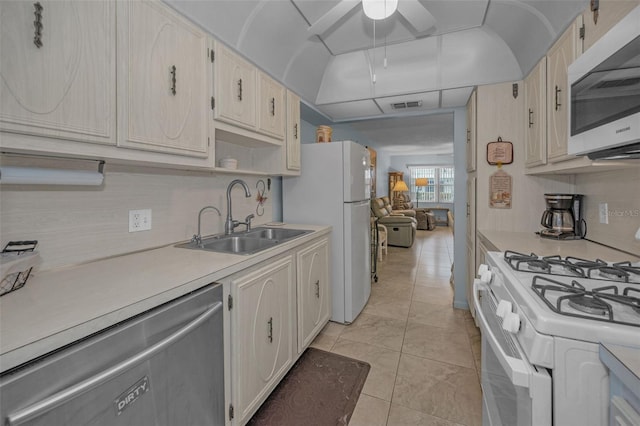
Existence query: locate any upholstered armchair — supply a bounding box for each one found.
[379,196,416,217]
[391,194,435,230]
[371,197,417,248]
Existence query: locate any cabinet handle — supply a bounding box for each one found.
[33,2,43,49]
[294,123,298,139]
[554,85,562,111]
[267,317,273,343]
[237,78,243,101]
[270,97,275,116]
[315,280,320,298]
[466,129,470,143]
[170,65,177,96]
[466,203,470,217]
[528,108,534,128]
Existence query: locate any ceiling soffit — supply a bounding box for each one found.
[165,0,587,121]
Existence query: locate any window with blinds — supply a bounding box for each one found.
[408,166,455,203]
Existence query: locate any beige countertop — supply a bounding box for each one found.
[478,230,639,262]
[0,224,330,373]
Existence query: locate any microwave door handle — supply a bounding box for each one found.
[473,281,531,388]
[6,301,223,426]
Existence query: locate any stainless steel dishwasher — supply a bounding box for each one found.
[0,283,224,426]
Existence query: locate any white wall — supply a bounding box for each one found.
[1,160,273,271]
[576,167,640,256]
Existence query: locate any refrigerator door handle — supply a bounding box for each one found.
[6,301,223,426]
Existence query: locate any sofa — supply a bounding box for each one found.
[371,197,417,248]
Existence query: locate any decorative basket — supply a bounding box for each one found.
[316,125,332,143]
[1,241,39,297]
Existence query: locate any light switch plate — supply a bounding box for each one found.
[129,209,152,232]
[599,203,608,224]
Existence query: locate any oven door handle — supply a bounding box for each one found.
[473,280,532,388]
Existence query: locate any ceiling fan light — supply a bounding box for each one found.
[362,0,398,20]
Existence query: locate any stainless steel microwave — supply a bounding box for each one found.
[568,6,640,160]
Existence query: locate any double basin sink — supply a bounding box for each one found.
[176,227,311,255]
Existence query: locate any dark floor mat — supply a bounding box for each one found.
[247,347,371,426]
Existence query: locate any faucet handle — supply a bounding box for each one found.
[245,214,255,231]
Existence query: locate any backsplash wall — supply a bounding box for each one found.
[576,167,640,256]
[0,164,274,270]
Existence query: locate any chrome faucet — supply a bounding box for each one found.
[225,179,252,235]
[192,206,222,247]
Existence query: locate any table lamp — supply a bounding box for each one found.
[392,180,409,207]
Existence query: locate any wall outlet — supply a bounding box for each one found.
[129,209,152,232]
[599,203,608,224]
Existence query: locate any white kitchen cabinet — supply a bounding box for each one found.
[547,18,580,163]
[466,90,477,172]
[229,256,295,425]
[582,0,639,51]
[214,43,257,130]
[524,58,547,168]
[0,0,115,145]
[285,90,301,173]
[466,176,477,319]
[296,238,330,353]
[257,72,285,140]
[116,0,209,157]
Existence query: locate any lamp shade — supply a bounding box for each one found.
[415,178,428,187]
[362,0,398,20]
[392,180,409,192]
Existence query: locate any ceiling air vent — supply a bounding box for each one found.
[391,100,423,110]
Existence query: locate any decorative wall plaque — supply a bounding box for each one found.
[487,137,513,165]
[489,169,512,209]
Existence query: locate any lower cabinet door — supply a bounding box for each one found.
[231,256,295,424]
[297,238,330,353]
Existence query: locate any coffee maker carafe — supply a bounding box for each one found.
[540,194,585,239]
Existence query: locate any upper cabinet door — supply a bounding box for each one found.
[214,44,257,129]
[466,90,477,172]
[286,90,301,172]
[0,0,115,145]
[547,19,579,163]
[116,0,209,157]
[524,58,547,168]
[582,0,639,51]
[257,72,285,140]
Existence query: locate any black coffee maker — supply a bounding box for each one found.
[540,194,586,239]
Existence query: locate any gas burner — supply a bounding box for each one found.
[568,296,609,316]
[589,266,629,282]
[527,259,551,273]
[565,256,608,269]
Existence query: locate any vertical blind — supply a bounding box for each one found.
[408,166,455,203]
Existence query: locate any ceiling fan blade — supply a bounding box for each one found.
[397,0,436,33]
[308,0,361,35]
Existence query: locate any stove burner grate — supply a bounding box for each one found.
[590,266,629,282]
[531,276,639,327]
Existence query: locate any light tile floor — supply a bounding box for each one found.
[310,227,482,426]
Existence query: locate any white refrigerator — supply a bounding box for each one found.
[283,140,371,324]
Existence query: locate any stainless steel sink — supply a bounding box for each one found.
[244,227,310,241]
[176,227,311,255]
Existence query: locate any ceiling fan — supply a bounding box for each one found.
[307,0,436,36]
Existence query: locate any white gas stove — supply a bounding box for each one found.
[474,250,640,426]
